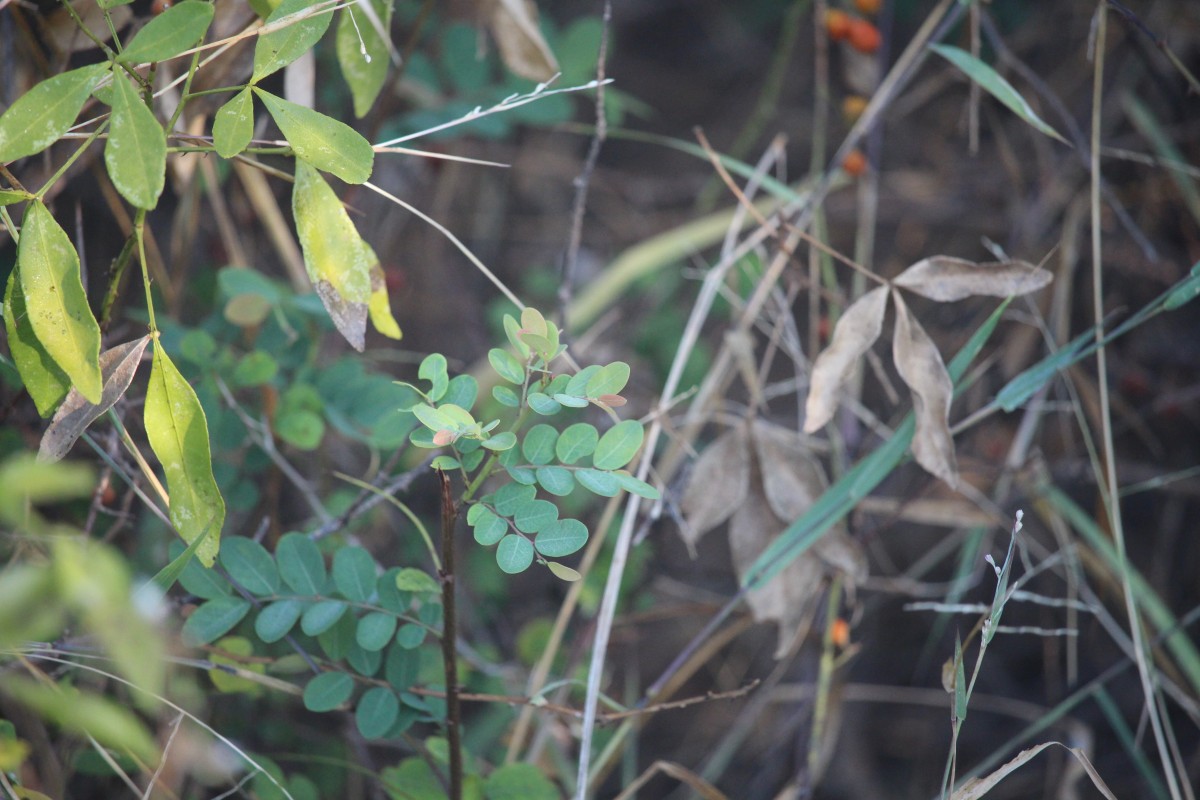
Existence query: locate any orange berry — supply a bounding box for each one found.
[854,0,882,15]
[847,18,881,54]
[825,9,852,41]
[841,148,868,176]
[842,94,869,123]
[830,618,851,649]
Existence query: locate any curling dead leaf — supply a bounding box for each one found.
[892,291,957,487]
[679,425,749,552]
[750,420,824,521]
[949,741,1117,800]
[38,336,151,463]
[488,0,558,83]
[803,285,888,433]
[730,479,823,658]
[893,256,1052,302]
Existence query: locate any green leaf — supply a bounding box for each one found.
[534,466,573,496]
[356,612,398,651]
[521,424,557,465]
[593,419,644,471]
[291,159,373,348]
[411,403,454,433]
[585,361,630,397]
[534,518,587,558]
[553,393,589,408]
[257,89,374,184]
[431,455,460,470]
[443,374,477,410]
[3,269,70,416]
[145,343,224,566]
[16,202,102,403]
[995,330,1092,412]
[318,614,357,660]
[1164,259,1200,310]
[493,385,520,407]
[356,686,400,739]
[333,546,376,603]
[275,408,324,450]
[148,526,217,594]
[514,499,557,534]
[418,353,449,401]
[212,88,254,158]
[0,63,108,163]
[496,534,534,574]
[555,422,598,464]
[930,45,1066,143]
[491,483,535,516]
[231,351,277,387]
[118,0,214,63]
[953,633,967,722]
[176,543,231,599]
[337,0,393,118]
[0,189,31,205]
[255,599,305,642]
[394,568,439,594]
[276,532,325,594]
[575,468,620,497]
[489,348,526,384]
[484,763,559,800]
[0,677,158,767]
[181,596,250,645]
[106,72,167,209]
[482,431,517,451]
[612,471,660,500]
[302,671,353,712]
[376,568,411,614]
[503,314,531,358]
[395,622,425,649]
[470,508,508,546]
[220,537,279,596]
[253,0,334,83]
[301,599,348,636]
[526,392,562,415]
[565,365,600,397]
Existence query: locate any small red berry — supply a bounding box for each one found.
[841,148,868,177]
[825,10,852,41]
[847,18,882,54]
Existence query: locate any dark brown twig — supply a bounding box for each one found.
[437,471,462,800]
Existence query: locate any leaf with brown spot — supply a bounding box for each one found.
[488,0,558,83]
[803,285,888,433]
[38,336,151,463]
[679,426,749,551]
[892,291,957,487]
[893,256,1052,302]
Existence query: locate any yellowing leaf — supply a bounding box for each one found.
[489,0,558,82]
[892,256,1052,302]
[367,250,401,340]
[38,336,151,463]
[145,342,224,566]
[4,269,70,417]
[255,88,374,184]
[679,425,749,551]
[17,202,103,403]
[106,71,167,209]
[803,285,887,433]
[891,291,957,487]
[292,160,372,350]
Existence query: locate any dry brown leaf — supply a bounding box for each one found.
[43,0,132,54]
[38,336,152,463]
[679,426,750,551]
[488,0,559,83]
[949,741,1117,800]
[892,291,958,487]
[729,480,824,658]
[750,420,826,521]
[813,531,868,590]
[893,256,1053,302]
[803,285,888,433]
